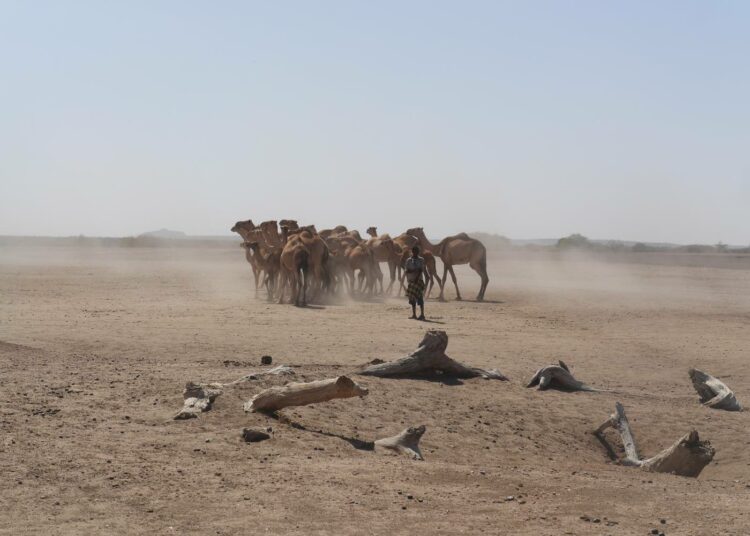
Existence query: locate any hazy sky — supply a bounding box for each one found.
[1,1,748,243]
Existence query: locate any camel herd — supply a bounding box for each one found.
[230,219,490,306]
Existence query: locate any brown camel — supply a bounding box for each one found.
[278,239,309,306]
[278,219,299,230]
[319,225,348,239]
[281,226,330,298]
[405,227,489,301]
[259,220,281,247]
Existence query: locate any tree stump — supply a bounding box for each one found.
[374,425,426,460]
[594,402,715,477]
[245,376,369,412]
[526,360,596,391]
[358,330,507,380]
[689,368,742,411]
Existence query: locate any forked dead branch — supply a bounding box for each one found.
[594,402,715,478]
[358,330,507,380]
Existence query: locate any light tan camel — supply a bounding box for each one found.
[243,242,282,301]
[231,220,266,295]
[364,227,402,294]
[345,243,377,297]
[405,227,489,301]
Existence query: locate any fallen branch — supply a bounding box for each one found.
[526,360,596,391]
[174,365,294,419]
[374,425,426,460]
[689,368,742,411]
[594,402,715,477]
[359,330,507,380]
[245,376,369,412]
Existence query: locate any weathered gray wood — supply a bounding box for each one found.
[374,425,426,460]
[174,382,223,420]
[174,365,294,419]
[526,360,596,392]
[245,376,369,412]
[594,402,715,477]
[359,330,507,380]
[689,368,742,411]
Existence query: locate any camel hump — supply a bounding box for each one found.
[453,232,472,240]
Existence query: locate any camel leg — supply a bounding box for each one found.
[386,260,397,295]
[299,267,308,307]
[251,265,261,296]
[277,270,287,304]
[470,259,489,301]
[432,269,443,300]
[447,265,461,300]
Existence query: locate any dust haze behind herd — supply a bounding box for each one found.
[2,230,749,315]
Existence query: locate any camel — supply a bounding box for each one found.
[243,242,282,301]
[278,219,299,231]
[344,243,378,297]
[364,227,402,294]
[405,227,489,301]
[231,220,266,295]
[259,220,281,247]
[277,227,310,306]
[319,225,348,239]
[281,226,330,299]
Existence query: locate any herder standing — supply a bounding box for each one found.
[404,245,430,320]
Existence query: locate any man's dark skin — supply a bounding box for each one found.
[405,246,430,320]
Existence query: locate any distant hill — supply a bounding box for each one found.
[138,228,187,239]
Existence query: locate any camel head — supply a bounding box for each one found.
[405,227,424,237]
[366,226,378,237]
[231,219,255,233]
[243,241,260,251]
[279,219,299,230]
[300,224,317,235]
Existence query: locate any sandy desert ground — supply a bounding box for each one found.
[1,243,749,535]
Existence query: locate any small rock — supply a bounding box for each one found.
[261,355,273,365]
[660,519,666,524]
[242,428,271,443]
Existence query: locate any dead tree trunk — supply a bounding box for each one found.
[174,365,294,419]
[374,425,426,460]
[689,368,742,411]
[245,376,369,412]
[594,402,715,477]
[358,330,507,380]
[526,360,596,391]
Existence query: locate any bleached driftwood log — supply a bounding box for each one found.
[689,368,742,411]
[175,382,223,420]
[359,330,507,380]
[526,360,596,391]
[594,402,715,477]
[374,425,426,460]
[174,365,294,419]
[245,376,369,412]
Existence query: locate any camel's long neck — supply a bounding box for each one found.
[418,232,439,255]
